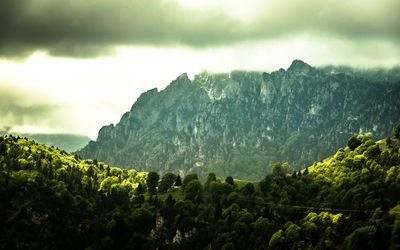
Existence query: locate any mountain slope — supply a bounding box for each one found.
[2,126,400,249]
[20,133,90,152]
[78,60,400,180]
[0,135,150,249]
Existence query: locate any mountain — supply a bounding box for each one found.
[77,60,400,180]
[0,131,90,152]
[20,133,90,152]
[2,125,400,249]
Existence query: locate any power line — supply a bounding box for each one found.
[236,198,389,214]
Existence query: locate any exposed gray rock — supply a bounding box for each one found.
[77,60,400,180]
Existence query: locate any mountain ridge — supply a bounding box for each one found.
[78,60,400,180]
[0,132,90,152]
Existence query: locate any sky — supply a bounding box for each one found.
[0,0,399,139]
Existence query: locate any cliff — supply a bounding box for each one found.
[77,60,400,180]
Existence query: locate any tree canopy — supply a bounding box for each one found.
[1,126,400,249]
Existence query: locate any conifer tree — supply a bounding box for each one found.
[175,175,182,187]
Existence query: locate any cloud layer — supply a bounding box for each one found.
[1,0,399,58]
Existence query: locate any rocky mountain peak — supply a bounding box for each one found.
[97,123,115,141]
[130,88,158,111]
[170,72,191,86]
[177,72,190,81]
[288,59,313,75]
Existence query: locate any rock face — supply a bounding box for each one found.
[77,60,400,180]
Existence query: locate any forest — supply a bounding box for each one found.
[1,123,400,249]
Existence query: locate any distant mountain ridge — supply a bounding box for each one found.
[0,132,91,152]
[77,60,400,180]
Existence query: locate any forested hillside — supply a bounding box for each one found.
[0,135,147,249]
[1,123,400,249]
[78,60,400,180]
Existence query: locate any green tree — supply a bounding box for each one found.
[87,165,94,179]
[225,176,234,185]
[241,183,255,196]
[158,172,177,193]
[269,230,286,249]
[221,242,235,250]
[135,182,145,195]
[105,166,110,177]
[209,181,234,203]
[285,224,301,243]
[391,218,400,249]
[365,144,380,158]
[184,180,203,204]
[347,136,362,151]
[175,175,182,187]
[345,226,376,250]
[259,175,272,194]
[130,207,153,233]
[272,162,290,177]
[146,172,160,195]
[99,176,119,195]
[0,142,6,156]
[182,174,198,190]
[386,136,392,148]
[395,123,400,138]
[205,172,217,191]
[206,172,217,184]
[252,217,274,241]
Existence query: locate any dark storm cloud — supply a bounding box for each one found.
[0,86,58,129]
[0,0,399,58]
[257,0,400,44]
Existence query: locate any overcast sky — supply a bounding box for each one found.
[1,0,399,139]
